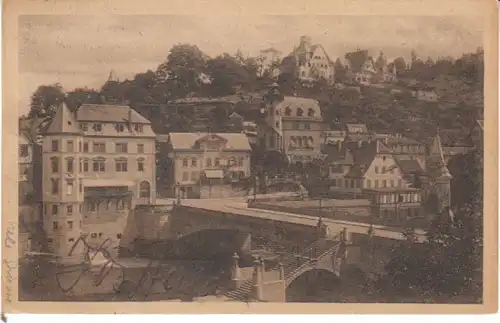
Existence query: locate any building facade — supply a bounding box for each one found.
[40,103,156,263]
[259,91,325,166]
[289,36,335,84]
[166,132,252,198]
[258,48,282,78]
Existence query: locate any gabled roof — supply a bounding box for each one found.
[276,96,322,120]
[343,139,393,178]
[43,103,82,135]
[169,132,251,151]
[76,104,151,124]
[394,157,425,175]
[427,132,452,179]
[476,119,484,131]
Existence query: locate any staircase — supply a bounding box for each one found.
[222,235,341,302]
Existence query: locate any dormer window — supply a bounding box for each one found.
[308,108,315,117]
[296,108,304,117]
[285,107,292,116]
[92,123,102,132]
[115,124,125,132]
[134,124,143,132]
[80,123,88,131]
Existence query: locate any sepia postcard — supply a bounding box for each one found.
[2,0,498,315]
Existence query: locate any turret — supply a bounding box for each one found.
[41,103,85,264]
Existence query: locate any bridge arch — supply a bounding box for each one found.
[285,268,341,302]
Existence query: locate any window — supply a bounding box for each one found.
[90,202,97,212]
[83,142,89,152]
[134,124,144,132]
[67,221,73,230]
[137,158,145,172]
[19,144,28,157]
[79,182,83,193]
[214,158,220,166]
[67,158,74,173]
[390,180,394,187]
[366,179,371,188]
[206,158,212,167]
[275,121,280,129]
[92,158,106,172]
[115,158,128,172]
[92,123,103,132]
[308,108,315,117]
[293,122,299,130]
[228,157,236,166]
[83,159,89,172]
[91,233,97,238]
[375,180,379,188]
[382,156,386,161]
[116,143,128,153]
[51,140,59,152]
[191,171,199,181]
[52,204,58,216]
[374,166,379,174]
[137,144,144,154]
[296,108,304,117]
[381,166,386,174]
[51,179,59,195]
[238,157,244,167]
[93,142,106,153]
[398,179,403,187]
[191,158,197,167]
[182,158,188,167]
[304,123,311,130]
[67,140,74,152]
[52,222,58,231]
[383,180,387,188]
[51,157,59,173]
[66,179,74,195]
[117,200,125,210]
[80,123,88,131]
[68,238,75,243]
[285,107,292,116]
[115,124,125,132]
[182,172,189,181]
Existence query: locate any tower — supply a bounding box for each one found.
[41,103,86,264]
[426,130,452,213]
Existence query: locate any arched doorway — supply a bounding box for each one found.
[139,181,151,203]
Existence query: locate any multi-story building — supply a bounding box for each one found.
[344,50,398,85]
[288,36,335,84]
[323,130,453,224]
[19,133,33,204]
[40,103,156,264]
[166,132,252,198]
[258,47,282,78]
[258,89,324,167]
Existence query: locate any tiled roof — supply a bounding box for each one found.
[76,104,151,124]
[169,132,252,151]
[276,96,322,120]
[44,103,82,135]
[394,157,424,175]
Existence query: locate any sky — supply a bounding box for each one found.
[18,15,484,116]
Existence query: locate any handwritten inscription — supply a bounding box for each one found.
[3,258,18,303]
[4,222,16,249]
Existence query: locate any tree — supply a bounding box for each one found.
[205,54,252,96]
[155,44,208,98]
[333,58,348,83]
[65,88,101,111]
[392,57,406,73]
[28,84,65,118]
[278,56,299,95]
